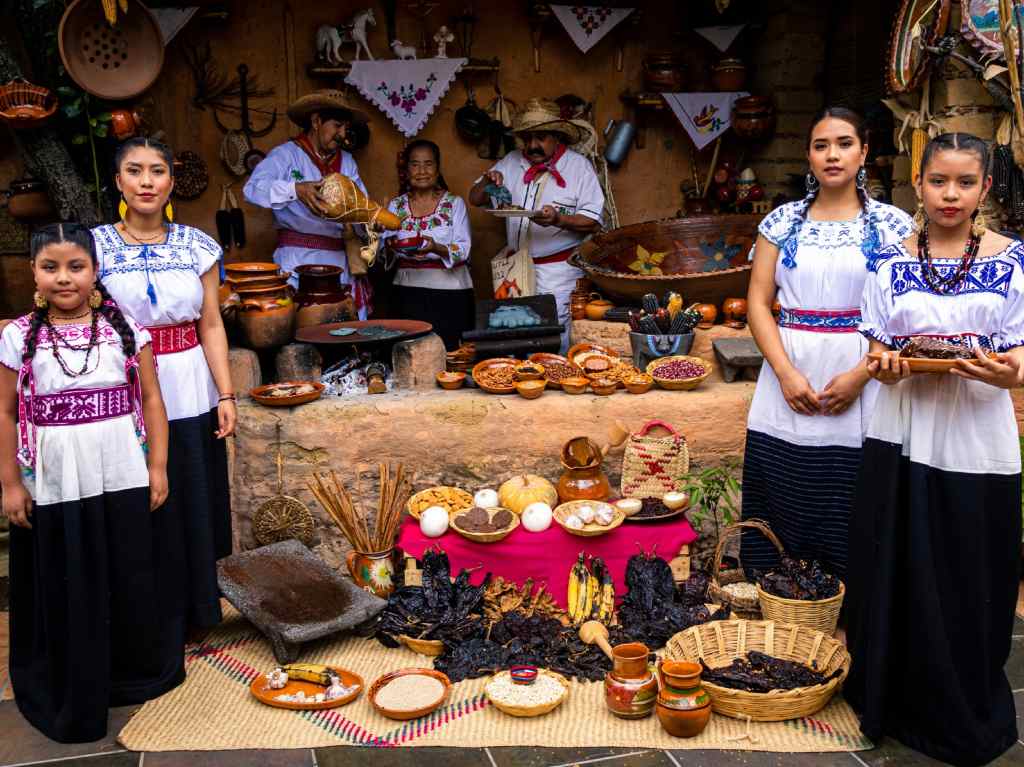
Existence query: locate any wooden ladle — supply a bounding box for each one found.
[579,620,614,660]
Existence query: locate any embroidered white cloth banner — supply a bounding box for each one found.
[345,58,467,138]
[663,91,749,150]
[551,5,634,53]
[693,25,745,52]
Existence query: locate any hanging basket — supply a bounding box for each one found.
[706,519,784,618]
[0,79,57,129]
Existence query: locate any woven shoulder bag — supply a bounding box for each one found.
[620,419,690,498]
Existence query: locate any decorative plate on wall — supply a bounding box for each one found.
[886,0,952,93]
[962,0,1016,62]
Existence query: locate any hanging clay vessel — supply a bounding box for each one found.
[655,660,711,738]
[643,53,685,92]
[604,642,658,719]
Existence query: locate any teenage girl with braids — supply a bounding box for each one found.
[92,137,234,641]
[846,133,1022,765]
[741,108,915,580]
[382,140,473,350]
[0,223,179,742]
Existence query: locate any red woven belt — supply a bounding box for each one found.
[398,258,445,270]
[148,321,199,355]
[277,229,345,251]
[533,247,575,265]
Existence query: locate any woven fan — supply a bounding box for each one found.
[252,424,317,548]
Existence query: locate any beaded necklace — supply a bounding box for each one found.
[915,220,980,295]
[42,310,101,377]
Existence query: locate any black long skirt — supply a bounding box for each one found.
[154,409,232,632]
[740,429,863,580]
[845,438,1020,766]
[392,284,475,351]
[9,487,185,743]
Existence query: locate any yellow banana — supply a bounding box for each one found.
[282,663,334,686]
[589,558,605,620]
[579,559,595,625]
[567,552,584,621]
[598,565,616,624]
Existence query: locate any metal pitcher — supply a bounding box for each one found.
[604,119,635,167]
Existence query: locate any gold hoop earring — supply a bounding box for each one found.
[913,201,926,232]
[972,210,987,237]
[33,291,47,309]
[88,288,102,309]
[118,196,128,220]
[164,202,174,222]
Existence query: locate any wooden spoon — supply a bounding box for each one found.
[579,620,614,660]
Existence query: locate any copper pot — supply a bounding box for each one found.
[732,96,776,141]
[643,53,685,93]
[711,58,747,92]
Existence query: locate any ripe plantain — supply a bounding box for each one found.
[579,558,596,625]
[567,552,586,622]
[597,562,616,624]
[282,663,334,686]
[589,558,606,619]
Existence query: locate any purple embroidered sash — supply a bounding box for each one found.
[30,384,133,426]
[778,307,861,333]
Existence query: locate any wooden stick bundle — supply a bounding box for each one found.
[308,463,410,552]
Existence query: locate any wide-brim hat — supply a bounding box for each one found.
[287,89,369,127]
[511,98,589,146]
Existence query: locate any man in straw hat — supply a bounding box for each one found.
[244,89,373,319]
[469,97,605,352]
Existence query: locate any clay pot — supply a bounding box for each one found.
[5,176,53,221]
[570,293,589,321]
[732,96,776,141]
[643,53,685,92]
[604,642,657,719]
[711,58,747,92]
[225,261,281,278]
[294,263,353,329]
[345,548,396,598]
[584,293,614,321]
[235,283,296,350]
[110,109,142,140]
[722,297,748,329]
[656,660,711,738]
[557,436,611,503]
[695,303,717,329]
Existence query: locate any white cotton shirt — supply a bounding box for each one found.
[93,223,221,422]
[746,199,915,448]
[383,191,473,290]
[0,314,151,505]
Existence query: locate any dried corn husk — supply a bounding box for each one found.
[910,128,927,186]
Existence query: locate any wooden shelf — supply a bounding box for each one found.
[307,57,500,80]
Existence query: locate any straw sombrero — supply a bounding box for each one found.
[511,98,590,146]
[287,89,369,127]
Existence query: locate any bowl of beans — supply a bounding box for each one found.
[646,355,713,391]
[528,353,584,389]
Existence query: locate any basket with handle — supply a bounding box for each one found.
[707,519,785,618]
[0,78,57,129]
[620,419,690,498]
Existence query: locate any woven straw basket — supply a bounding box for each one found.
[485,669,569,717]
[757,582,845,636]
[620,419,690,498]
[664,620,850,722]
[707,519,780,618]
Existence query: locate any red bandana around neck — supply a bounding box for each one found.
[291,133,341,177]
[522,143,567,188]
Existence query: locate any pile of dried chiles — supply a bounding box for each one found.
[755,556,841,601]
[700,651,842,692]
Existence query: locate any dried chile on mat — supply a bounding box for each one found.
[700,651,842,692]
[754,556,840,601]
[616,551,729,649]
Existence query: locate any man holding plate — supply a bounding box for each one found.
[469,98,605,352]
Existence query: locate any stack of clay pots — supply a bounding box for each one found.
[221,262,295,350]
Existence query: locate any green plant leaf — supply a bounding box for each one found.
[63,103,82,119]
[71,134,87,145]
[93,124,108,137]
[56,86,78,99]
[85,183,96,192]
[33,0,52,8]
[97,112,112,123]
[88,117,97,127]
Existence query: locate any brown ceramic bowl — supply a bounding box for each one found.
[369,668,451,720]
[436,371,466,390]
[624,375,654,394]
[561,377,589,395]
[590,378,618,396]
[515,379,547,400]
[583,356,612,375]
[514,363,545,382]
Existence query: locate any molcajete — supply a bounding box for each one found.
[655,660,711,737]
[604,642,657,719]
[294,264,354,329]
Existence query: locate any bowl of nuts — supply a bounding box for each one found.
[647,356,712,391]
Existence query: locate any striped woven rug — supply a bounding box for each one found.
[116,608,871,753]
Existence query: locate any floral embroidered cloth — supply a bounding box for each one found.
[550,5,634,53]
[345,58,467,138]
[663,91,749,150]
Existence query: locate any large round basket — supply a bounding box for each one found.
[707,520,780,618]
[646,355,713,390]
[757,582,845,636]
[485,669,569,717]
[664,620,849,722]
[552,500,624,537]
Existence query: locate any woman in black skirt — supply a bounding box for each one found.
[383,140,474,350]
[847,132,1022,765]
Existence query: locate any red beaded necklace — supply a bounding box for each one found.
[915,216,980,295]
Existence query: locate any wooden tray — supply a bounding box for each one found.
[250,666,363,711]
[369,668,451,720]
[471,357,519,394]
[621,499,690,524]
[250,381,324,407]
[528,352,582,390]
[552,500,624,537]
[450,507,520,543]
[866,351,989,374]
[296,319,432,345]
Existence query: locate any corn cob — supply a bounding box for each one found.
[102,0,117,24]
[911,127,927,186]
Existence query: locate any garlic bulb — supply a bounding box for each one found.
[419,505,449,538]
[595,505,616,526]
[565,514,585,530]
[576,505,596,524]
[474,488,499,509]
[521,501,553,532]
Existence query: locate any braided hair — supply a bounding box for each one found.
[397,139,449,195]
[778,107,883,270]
[25,223,137,367]
[919,132,990,178]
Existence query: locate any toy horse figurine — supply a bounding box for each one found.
[316,8,376,64]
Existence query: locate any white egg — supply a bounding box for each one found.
[419,505,450,538]
[474,488,499,508]
[521,501,553,532]
[576,505,596,524]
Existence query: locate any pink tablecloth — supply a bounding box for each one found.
[396,515,697,609]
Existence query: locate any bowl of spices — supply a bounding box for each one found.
[528,353,584,389]
[647,356,713,391]
[369,668,451,720]
[485,668,569,717]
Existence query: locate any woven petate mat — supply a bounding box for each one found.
[117,608,872,753]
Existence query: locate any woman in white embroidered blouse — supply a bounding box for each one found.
[383,140,473,350]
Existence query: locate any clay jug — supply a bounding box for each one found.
[235,283,296,350]
[722,297,748,329]
[604,642,658,719]
[345,548,396,598]
[655,660,712,738]
[294,264,354,329]
[584,293,614,321]
[695,303,717,329]
[558,436,611,503]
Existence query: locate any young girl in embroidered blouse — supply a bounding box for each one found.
[742,107,914,580]
[845,133,1023,766]
[0,223,178,743]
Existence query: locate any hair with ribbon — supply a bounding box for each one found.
[777,107,883,271]
[397,139,449,195]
